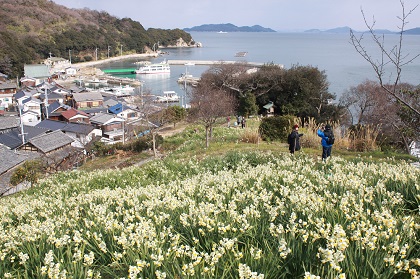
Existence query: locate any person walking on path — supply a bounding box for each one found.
[241,117,246,128]
[317,124,334,161]
[288,124,304,154]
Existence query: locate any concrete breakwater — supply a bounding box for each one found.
[167,60,277,67]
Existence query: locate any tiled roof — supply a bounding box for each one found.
[61,108,89,120]
[90,112,120,125]
[0,145,26,175]
[0,116,19,130]
[28,130,73,153]
[73,92,103,102]
[24,64,50,78]
[36,119,94,135]
[0,126,49,149]
[0,82,17,90]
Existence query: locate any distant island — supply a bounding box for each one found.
[304,26,420,35]
[184,23,276,32]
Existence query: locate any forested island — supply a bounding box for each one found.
[0,0,194,78]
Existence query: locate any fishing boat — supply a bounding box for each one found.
[135,60,170,74]
[155,91,179,103]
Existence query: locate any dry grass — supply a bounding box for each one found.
[297,118,380,152]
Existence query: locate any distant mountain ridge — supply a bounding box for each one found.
[184,23,276,32]
[304,26,420,35]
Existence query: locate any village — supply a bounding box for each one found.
[0,54,167,195]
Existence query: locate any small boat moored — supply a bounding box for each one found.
[155,91,180,103]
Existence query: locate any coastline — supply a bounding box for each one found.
[72,53,159,69]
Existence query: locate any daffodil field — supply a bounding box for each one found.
[1,152,419,279]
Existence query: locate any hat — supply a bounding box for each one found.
[325,124,331,130]
[293,124,299,129]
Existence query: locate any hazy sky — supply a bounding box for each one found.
[51,0,420,31]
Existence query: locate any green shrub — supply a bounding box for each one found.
[10,159,45,186]
[259,115,295,141]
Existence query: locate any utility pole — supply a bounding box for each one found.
[120,44,123,56]
[69,49,72,64]
[44,84,49,119]
[95,47,98,61]
[18,105,26,144]
[108,45,110,58]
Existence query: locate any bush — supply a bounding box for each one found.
[114,134,164,153]
[259,115,295,141]
[10,160,45,186]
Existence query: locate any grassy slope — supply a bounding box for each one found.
[80,119,417,172]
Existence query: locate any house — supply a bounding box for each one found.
[0,125,49,150]
[60,108,90,123]
[13,90,31,106]
[21,97,42,115]
[0,116,20,134]
[20,77,37,88]
[72,92,104,109]
[108,103,139,120]
[20,130,79,172]
[23,64,51,86]
[263,101,275,117]
[20,110,40,126]
[65,67,77,76]
[21,130,73,154]
[39,91,65,105]
[0,82,18,108]
[0,145,40,193]
[47,101,71,121]
[89,112,125,143]
[36,119,99,148]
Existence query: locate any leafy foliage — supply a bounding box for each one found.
[259,115,295,141]
[10,159,45,186]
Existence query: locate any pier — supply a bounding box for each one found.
[102,68,136,74]
[167,60,283,68]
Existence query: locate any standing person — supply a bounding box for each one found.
[288,124,304,154]
[241,117,246,128]
[226,116,231,128]
[317,124,335,160]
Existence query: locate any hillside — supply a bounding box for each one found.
[0,0,193,78]
[0,121,419,278]
[184,23,276,32]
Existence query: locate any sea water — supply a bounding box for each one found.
[98,32,420,99]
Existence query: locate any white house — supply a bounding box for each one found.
[65,67,77,76]
[21,110,40,126]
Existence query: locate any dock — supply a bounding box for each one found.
[167,60,267,67]
[102,68,136,74]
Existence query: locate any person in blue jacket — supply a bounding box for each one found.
[317,124,334,160]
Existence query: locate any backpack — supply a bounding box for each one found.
[324,130,335,145]
[287,133,292,145]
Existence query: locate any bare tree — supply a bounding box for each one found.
[131,92,164,158]
[340,80,383,124]
[189,83,237,148]
[350,0,420,116]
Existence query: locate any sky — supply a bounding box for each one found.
[51,0,420,32]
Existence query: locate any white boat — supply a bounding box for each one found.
[155,91,180,103]
[177,74,200,86]
[135,61,170,74]
[103,84,135,96]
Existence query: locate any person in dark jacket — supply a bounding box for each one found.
[288,124,304,154]
[317,124,333,160]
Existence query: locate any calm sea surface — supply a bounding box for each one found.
[98,32,420,99]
